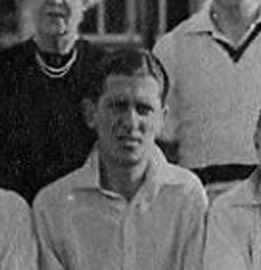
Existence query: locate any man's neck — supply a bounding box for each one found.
[100,156,149,202]
[211,0,260,45]
[34,33,78,55]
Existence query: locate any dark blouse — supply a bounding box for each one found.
[0,39,105,203]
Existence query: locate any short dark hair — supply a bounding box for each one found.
[86,48,169,106]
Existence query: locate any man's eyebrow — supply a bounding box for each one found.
[105,99,129,107]
[107,97,128,102]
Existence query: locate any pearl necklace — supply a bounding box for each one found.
[35,49,78,79]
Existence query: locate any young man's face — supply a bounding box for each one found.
[92,74,167,167]
[25,0,87,37]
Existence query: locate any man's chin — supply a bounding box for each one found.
[117,154,142,167]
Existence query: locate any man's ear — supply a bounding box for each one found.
[82,98,97,129]
[160,105,169,131]
[162,105,169,124]
[156,105,169,138]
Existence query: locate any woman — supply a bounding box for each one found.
[0,0,105,203]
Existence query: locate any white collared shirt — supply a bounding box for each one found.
[33,144,207,270]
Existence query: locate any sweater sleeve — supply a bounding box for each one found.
[203,198,248,270]
[153,33,181,163]
[0,191,37,270]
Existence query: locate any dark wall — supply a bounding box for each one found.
[167,0,189,31]
[80,0,190,49]
[145,0,189,48]
[0,0,20,49]
[0,0,18,34]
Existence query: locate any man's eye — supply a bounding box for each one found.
[136,104,153,116]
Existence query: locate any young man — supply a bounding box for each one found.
[154,0,261,184]
[0,0,105,203]
[33,49,208,270]
[0,190,37,270]
[204,109,261,270]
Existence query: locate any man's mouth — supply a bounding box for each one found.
[118,136,141,147]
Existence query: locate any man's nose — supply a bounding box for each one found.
[122,109,140,130]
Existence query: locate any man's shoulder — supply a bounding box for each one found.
[153,12,205,62]
[161,163,206,198]
[0,189,30,223]
[156,162,208,210]
[35,169,82,198]
[164,163,202,185]
[34,164,92,209]
[155,10,204,46]
[0,188,27,205]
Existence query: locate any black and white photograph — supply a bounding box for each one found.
[0,0,260,269]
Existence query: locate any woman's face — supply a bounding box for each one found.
[25,0,87,38]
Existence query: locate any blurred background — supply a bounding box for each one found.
[0,0,206,50]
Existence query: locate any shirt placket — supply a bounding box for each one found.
[122,203,137,270]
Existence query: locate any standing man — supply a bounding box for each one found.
[33,49,208,270]
[0,0,106,203]
[204,109,261,270]
[154,0,261,184]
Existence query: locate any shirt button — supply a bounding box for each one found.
[67,194,74,201]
